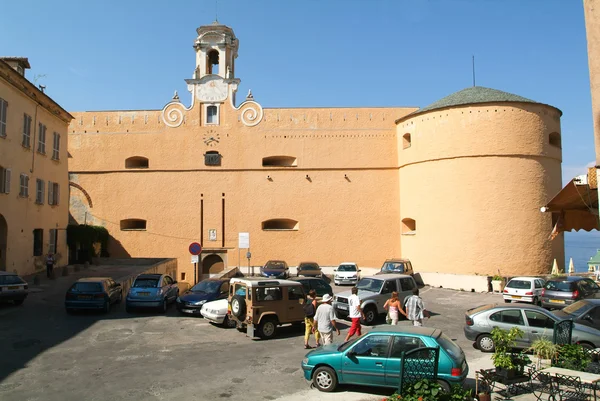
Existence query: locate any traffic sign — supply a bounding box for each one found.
[191,255,199,264]
[189,242,202,255]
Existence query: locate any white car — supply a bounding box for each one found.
[200,298,236,328]
[334,262,361,286]
[503,276,546,305]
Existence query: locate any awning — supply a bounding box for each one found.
[542,175,599,235]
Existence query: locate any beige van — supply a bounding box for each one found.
[228,277,307,339]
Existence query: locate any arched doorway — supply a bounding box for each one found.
[201,254,224,277]
[0,214,7,271]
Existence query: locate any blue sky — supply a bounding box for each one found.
[0,0,594,177]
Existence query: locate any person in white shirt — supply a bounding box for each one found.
[344,286,364,342]
[313,294,340,345]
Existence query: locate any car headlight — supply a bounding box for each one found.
[302,358,309,365]
[176,297,181,303]
[193,300,207,306]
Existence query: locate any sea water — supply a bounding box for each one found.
[565,231,600,273]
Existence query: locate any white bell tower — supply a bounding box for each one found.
[193,21,239,80]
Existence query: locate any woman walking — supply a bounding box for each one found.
[383,291,406,325]
[303,290,321,349]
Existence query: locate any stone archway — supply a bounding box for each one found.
[0,214,7,271]
[201,254,224,276]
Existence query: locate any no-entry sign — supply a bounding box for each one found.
[189,242,202,255]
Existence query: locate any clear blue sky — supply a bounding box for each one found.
[0,0,594,178]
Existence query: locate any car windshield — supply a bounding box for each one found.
[545,281,574,292]
[133,278,160,288]
[338,337,360,352]
[338,265,357,272]
[299,264,319,271]
[382,262,405,272]
[562,301,594,316]
[191,281,221,294]
[265,261,286,270]
[437,333,463,363]
[0,275,25,285]
[356,278,384,293]
[506,280,532,289]
[71,282,102,292]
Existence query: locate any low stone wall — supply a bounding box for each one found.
[116,258,178,296]
[417,272,490,293]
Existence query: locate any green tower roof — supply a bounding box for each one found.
[588,250,600,266]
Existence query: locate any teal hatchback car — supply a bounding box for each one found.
[301,326,468,392]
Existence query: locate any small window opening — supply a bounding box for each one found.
[262,219,299,231]
[402,218,416,235]
[181,272,186,281]
[207,50,219,75]
[403,133,412,149]
[262,156,298,167]
[125,156,149,169]
[120,219,147,231]
[549,132,561,148]
[207,106,218,125]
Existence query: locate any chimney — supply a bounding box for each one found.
[0,57,31,77]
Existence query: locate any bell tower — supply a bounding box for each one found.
[193,22,238,80]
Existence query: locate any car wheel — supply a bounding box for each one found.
[312,366,338,392]
[103,300,111,314]
[13,299,24,306]
[258,317,278,339]
[578,342,595,350]
[223,315,238,329]
[230,295,246,319]
[504,299,511,303]
[437,380,451,393]
[533,297,540,306]
[477,334,495,352]
[161,298,168,313]
[361,305,377,326]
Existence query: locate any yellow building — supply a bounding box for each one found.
[0,57,72,275]
[68,23,564,284]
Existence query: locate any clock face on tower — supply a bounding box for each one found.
[203,129,220,147]
[197,76,228,102]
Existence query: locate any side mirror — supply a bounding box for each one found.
[584,315,593,322]
[334,269,337,272]
[358,269,362,272]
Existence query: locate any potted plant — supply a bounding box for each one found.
[529,337,558,369]
[491,274,505,293]
[491,327,524,378]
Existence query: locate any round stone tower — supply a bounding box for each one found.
[396,86,564,277]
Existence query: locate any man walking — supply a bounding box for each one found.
[313,294,340,345]
[405,288,430,326]
[46,252,55,279]
[344,286,364,342]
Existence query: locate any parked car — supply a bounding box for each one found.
[376,258,414,276]
[228,277,306,339]
[260,260,290,279]
[541,276,600,310]
[553,299,600,331]
[463,303,600,352]
[333,263,360,285]
[302,326,468,393]
[126,274,179,313]
[200,298,237,328]
[296,262,322,278]
[289,277,333,299]
[503,277,545,305]
[65,277,122,313]
[176,278,230,316]
[0,271,28,305]
[334,274,418,325]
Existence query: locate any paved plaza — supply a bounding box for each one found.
[0,269,512,401]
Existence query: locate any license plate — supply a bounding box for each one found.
[7,286,20,290]
[182,309,194,313]
[138,292,150,296]
[550,299,565,304]
[79,295,92,300]
[337,304,348,311]
[512,296,522,299]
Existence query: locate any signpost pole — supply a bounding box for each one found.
[194,261,197,285]
[189,242,202,285]
[247,250,251,276]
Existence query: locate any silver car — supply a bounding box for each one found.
[463,303,600,352]
[0,271,28,305]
